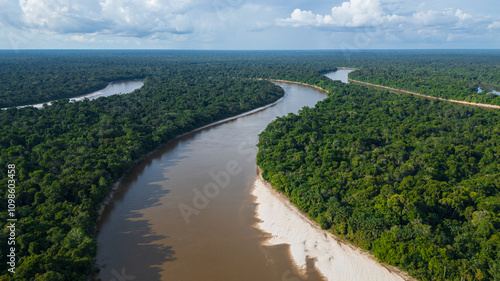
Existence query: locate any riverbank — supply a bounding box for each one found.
[252,173,417,281]
[253,78,329,94]
[336,67,358,71]
[349,78,500,110]
[269,79,329,94]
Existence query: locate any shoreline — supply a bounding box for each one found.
[251,171,417,281]
[269,79,329,94]
[253,78,329,94]
[336,67,359,71]
[349,78,500,110]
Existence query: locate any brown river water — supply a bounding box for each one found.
[94,71,351,281]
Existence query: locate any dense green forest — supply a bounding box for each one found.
[2,50,500,280]
[257,81,500,281]
[0,50,340,108]
[0,66,284,279]
[349,50,500,106]
[0,51,146,108]
[3,50,499,108]
[0,50,350,280]
[4,50,500,108]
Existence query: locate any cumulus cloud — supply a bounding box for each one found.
[278,0,476,29]
[276,0,492,43]
[1,0,498,49]
[15,0,195,37]
[455,9,471,21]
[277,0,402,27]
[411,8,472,27]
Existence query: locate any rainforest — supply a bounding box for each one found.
[1,50,500,281]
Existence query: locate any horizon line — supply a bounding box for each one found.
[1,48,500,52]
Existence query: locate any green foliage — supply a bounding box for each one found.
[0,54,284,279]
[0,50,340,108]
[2,49,500,280]
[257,82,500,281]
[349,50,500,105]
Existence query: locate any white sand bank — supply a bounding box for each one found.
[252,176,414,281]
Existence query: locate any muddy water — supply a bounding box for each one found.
[94,79,339,281]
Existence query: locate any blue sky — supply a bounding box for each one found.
[1,0,499,50]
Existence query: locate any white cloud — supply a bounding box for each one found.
[277,9,319,27]
[278,0,477,29]
[16,0,195,37]
[5,0,277,46]
[277,0,492,44]
[455,9,471,21]
[412,10,443,26]
[411,8,472,26]
[326,0,401,27]
[1,0,499,49]
[277,0,403,28]
[99,0,194,36]
[488,21,500,29]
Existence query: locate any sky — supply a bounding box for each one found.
[0,0,499,50]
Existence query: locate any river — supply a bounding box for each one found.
[69,80,144,102]
[324,69,353,84]
[93,71,356,281]
[5,79,144,109]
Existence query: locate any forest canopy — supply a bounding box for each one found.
[0,59,284,280]
[349,50,500,106]
[257,81,500,281]
[1,50,500,280]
